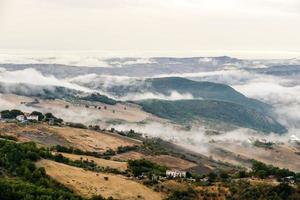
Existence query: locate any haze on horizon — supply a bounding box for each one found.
[0,0,300,59]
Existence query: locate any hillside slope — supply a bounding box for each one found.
[137,99,286,134]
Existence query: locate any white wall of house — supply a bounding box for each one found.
[166,170,186,178]
[27,115,39,121]
[16,115,26,121]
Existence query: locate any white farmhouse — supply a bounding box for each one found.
[166,170,186,178]
[27,115,39,121]
[16,115,26,122]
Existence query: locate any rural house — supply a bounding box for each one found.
[16,115,26,122]
[27,115,39,121]
[166,170,186,178]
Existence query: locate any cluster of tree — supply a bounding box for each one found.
[53,145,137,159]
[253,140,274,149]
[251,160,297,179]
[0,140,116,200]
[0,109,24,119]
[0,178,83,200]
[166,188,197,200]
[0,140,82,200]
[0,109,63,124]
[116,146,138,154]
[228,180,300,200]
[142,138,169,155]
[128,159,167,177]
[80,93,117,105]
[53,145,107,158]
[43,112,63,124]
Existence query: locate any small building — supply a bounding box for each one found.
[281,176,295,184]
[16,115,26,122]
[27,115,39,121]
[49,118,55,125]
[166,170,186,178]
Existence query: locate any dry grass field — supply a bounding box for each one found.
[37,159,163,200]
[60,152,128,172]
[113,151,197,170]
[211,142,300,172]
[0,123,141,152]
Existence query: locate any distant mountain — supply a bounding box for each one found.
[1,56,299,78]
[136,99,287,134]
[96,77,269,112]
[0,56,243,78]
[247,65,300,76]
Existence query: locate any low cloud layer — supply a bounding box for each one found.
[0,68,92,92]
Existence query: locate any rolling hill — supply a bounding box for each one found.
[136,99,286,134]
[95,77,270,112]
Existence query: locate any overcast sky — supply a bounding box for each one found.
[0,0,300,58]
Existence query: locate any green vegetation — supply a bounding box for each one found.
[67,122,88,129]
[142,138,169,155]
[147,77,268,111]
[253,140,274,149]
[0,109,63,125]
[166,188,197,200]
[251,160,296,179]
[128,159,167,177]
[44,112,63,124]
[0,109,24,119]
[81,93,117,105]
[53,145,138,161]
[137,99,286,134]
[0,140,116,200]
[30,111,44,121]
[0,178,83,200]
[0,140,83,200]
[228,180,300,200]
[0,135,18,141]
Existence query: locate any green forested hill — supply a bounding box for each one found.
[146,77,269,112]
[137,99,286,134]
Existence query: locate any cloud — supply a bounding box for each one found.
[119,91,195,101]
[0,52,112,67]
[0,68,92,92]
[109,121,300,155]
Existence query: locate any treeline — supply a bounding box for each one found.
[80,93,117,105]
[53,145,138,159]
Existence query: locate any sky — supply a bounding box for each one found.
[0,0,300,58]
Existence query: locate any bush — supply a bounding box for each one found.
[68,123,88,129]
